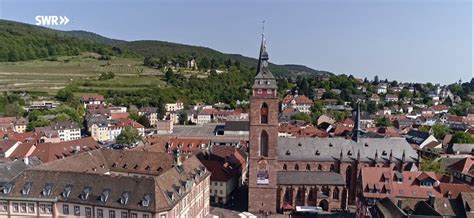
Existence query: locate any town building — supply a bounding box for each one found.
[0,149,210,218]
[357,166,471,217]
[281,93,313,114]
[138,107,159,127]
[80,94,105,109]
[165,101,184,112]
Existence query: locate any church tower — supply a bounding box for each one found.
[248,33,279,214]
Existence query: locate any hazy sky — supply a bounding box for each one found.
[0,0,472,84]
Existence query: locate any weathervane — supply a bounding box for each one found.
[262,20,265,35]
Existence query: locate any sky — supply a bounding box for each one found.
[0,0,472,84]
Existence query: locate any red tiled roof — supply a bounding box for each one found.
[30,137,101,163]
[0,139,19,153]
[431,105,449,111]
[200,159,238,182]
[282,95,313,105]
[111,118,144,129]
[448,115,463,123]
[199,108,218,115]
[0,117,17,124]
[333,126,353,136]
[9,143,36,159]
[448,158,474,175]
[110,112,129,120]
[81,95,105,101]
[361,167,470,200]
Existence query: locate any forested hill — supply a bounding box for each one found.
[0,19,332,78]
[0,19,129,61]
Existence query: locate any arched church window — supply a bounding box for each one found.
[261,103,268,124]
[260,131,269,157]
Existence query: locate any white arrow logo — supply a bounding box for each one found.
[59,16,70,25]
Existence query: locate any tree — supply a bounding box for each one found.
[4,103,22,117]
[26,118,49,132]
[128,112,140,121]
[431,124,449,140]
[116,126,141,145]
[420,157,445,174]
[137,115,150,128]
[451,132,474,144]
[373,75,380,85]
[178,112,188,125]
[375,116,391,127]
[165,68,175,83]
[291,112,311,122]
[143,56,155,67]
[56,88,74,102]
[367,101,377,114]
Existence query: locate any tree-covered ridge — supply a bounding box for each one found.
[0,19,331,78]
[0,19,132,62]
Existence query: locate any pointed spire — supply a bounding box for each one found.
[252,26,277,90]
[401,149,406,163]
[352,101,361,142]
[256,32,266,75]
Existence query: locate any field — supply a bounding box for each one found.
[0,54,167,95]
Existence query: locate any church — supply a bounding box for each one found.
[247,34,418,215]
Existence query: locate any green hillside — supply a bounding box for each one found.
[62,26,332,78]
[0,19,332,78]
[0,20,128,62]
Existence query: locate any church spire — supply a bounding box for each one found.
[352,101,361,142]
[252,26,276,90]
[256,34,269,74]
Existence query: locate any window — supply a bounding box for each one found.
[97,209,104,218]
[318,164,322,170]
[131,213,138,218]
[46,205,52,214]
[260,131,269,157]
[333,187,340,200]
[0,202,6,212]
[306,164,311,171]
[258,89,262,94]
[28,203,35,213]
[157,214,164,218]
[295,164,299,171]
[74,205,80,216]
[85,207,92,218]
[110,210,116,218]
[63,204,69,214]
[20,203,26,213]
[121,211,129,218]
[260,103,268,124]
[39,204,45,213]
[283,164,287,170]
[267,89,272,94]
[13,203,19,212]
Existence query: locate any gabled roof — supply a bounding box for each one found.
[30,137,101,162]
[448,157,474,175]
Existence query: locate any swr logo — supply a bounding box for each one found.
[35,16,70,26]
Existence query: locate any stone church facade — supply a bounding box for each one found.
[248,34,418,215]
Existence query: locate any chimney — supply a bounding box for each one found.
[175,148,182,167]
[397,200,402,209]
[428,195,435,207]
